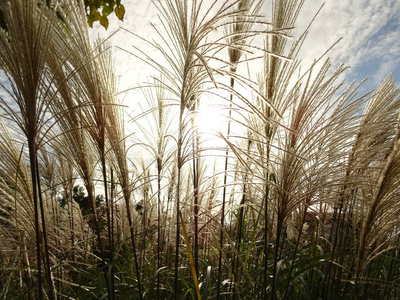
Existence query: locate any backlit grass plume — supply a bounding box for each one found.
[0,0,399,299]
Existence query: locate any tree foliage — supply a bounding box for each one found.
[0,0,125,31]
[84,0,125,29]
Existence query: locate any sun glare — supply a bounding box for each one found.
[195,104,228,142]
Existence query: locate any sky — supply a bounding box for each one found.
[90,0,400,98]
[296,0,400,92]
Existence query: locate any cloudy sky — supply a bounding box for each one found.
[297,0,400,92]
[90,0,400,102]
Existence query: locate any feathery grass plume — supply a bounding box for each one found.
[44,1,123,297]
[218,1,265,297]
[0,0,399,298]
[142,0,251,296]
[222,1,381,298]
[222,0,305,296]
[44,0,105,266]
[0,119,36,298]
[290,79,367,298]
[270,62,367,299]
[39,139,97,295]
[43,91,102,297]
[193,161,220,255]
[50,1,145,296]
[105,81,144,300]
[80,40,132,299]
[51,135,78,261]
[37,145,65,293]
[0,0,63,297]
[66,37,116,298]
[138,0,292,295]
[316,77,400,298]
[352,76,400,295]
[259,1,324,297]
[132,76,176,298]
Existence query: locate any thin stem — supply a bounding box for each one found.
[28,144,43,300]
[192,116,200,277]
[157,157,162,300]
[100,147,115,300]
[217,75,235,300]
[124,193,143,300]
[35,156,55,300]
[174,105,184,299]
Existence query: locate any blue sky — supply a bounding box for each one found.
[90,0,400,97]
[296,0,400,93]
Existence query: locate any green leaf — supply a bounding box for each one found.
[102,4,113,16]
[93,11,101,21]
[87,15,94,27]
[115,4,125,21]
[99,15,109,29]
[84,0,126,28]
[94,0,102,9]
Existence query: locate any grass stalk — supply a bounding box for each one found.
[180,211,201,300]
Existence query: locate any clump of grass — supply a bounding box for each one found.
[0,0,61,297]
[0,0,400,299]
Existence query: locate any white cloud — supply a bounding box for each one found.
[294,0,400,87]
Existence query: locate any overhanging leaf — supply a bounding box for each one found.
[115,4,125,21]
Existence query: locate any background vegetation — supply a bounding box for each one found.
[0,0,400,299]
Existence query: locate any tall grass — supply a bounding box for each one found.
[0,0,400,299]
[0,1,59,297]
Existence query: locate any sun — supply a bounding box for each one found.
[194,103,228,148]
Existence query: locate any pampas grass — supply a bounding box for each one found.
[0,0,61,297]
[0,0,400,299]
